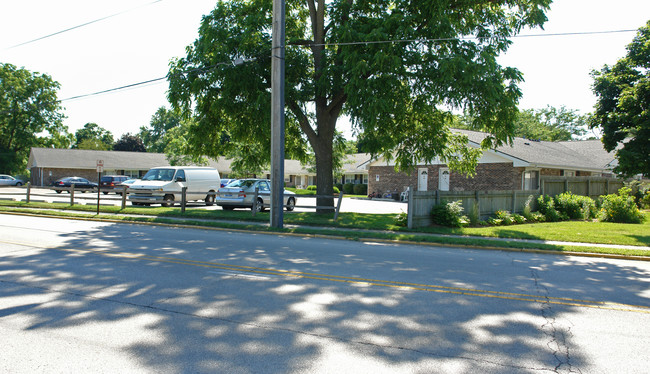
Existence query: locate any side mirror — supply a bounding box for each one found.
[175,177,186,182]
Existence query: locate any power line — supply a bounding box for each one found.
[59,28,639,102]
[298,29,639,48]
[5,0,163,50]
[59,58,260,102]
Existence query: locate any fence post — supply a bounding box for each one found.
[435,190,439,205]
[121,186,127,209]
[181,186,187,213]
[564,179,569,193]
[252,187,259,217]
[70,184,75,206]
[407,186,414,229]
[333,191,344,221]
[512,190,517,213]
[606,179,610,194]
[475,190,480,219]
[26,182,31,203]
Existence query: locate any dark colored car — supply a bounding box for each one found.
[51,177,98,193]
[99,175,130,194]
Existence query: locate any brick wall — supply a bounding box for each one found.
[368,162,519,193]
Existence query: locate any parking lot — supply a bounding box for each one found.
[0,186,407,215]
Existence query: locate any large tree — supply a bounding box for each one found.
[168,0,551,209]
[456,105,588,141]
[0,63,71,174]
[591,20,650,178]
[73,122,114,150]
[138,106,182,153]
[113,133,146,152]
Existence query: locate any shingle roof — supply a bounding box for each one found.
[455,129,616,171]
[29,148,169,169]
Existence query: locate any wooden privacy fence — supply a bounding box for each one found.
[407,189,540,229]
[407,177,625,229]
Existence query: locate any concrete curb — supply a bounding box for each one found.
[2,208,649,262]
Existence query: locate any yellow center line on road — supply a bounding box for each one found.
[3,239,650,314]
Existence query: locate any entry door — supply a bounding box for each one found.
[439,168,450,191]
[417,168,428,191]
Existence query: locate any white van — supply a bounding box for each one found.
[128,166,220,207]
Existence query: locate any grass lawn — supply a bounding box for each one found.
[0,201,648,256]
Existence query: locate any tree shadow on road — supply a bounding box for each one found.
[1,221,648,373]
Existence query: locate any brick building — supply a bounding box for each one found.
[366,129,618,196]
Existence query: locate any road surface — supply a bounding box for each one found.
[1,214,649,373]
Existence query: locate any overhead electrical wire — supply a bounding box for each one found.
[5,0,163,50]
[58,28,639,102]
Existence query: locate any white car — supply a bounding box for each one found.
[0,175,24,186]
[216,179,296,212]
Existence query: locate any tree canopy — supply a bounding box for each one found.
[73,122,114,150]
[456,105,588,141]
[591,20,650,178]
[0,63,71,174]
[138,106,182,153]
[168,0,551,207]
[113,133,146,152]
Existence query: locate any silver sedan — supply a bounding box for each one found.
[216,179,296,212]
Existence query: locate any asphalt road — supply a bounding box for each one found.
[1,214,649,373]
[0,186,408,214]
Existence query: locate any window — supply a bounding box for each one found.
[345,174,355,184]
[523,170,539,190]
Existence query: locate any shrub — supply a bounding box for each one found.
[333,186,340,194]
[353,184,367,195]
[598,187,644,223]
[642,190,650,209]
[495,210,516,225]
[537,195,562,222]
[523,195,535,221]
[554,192,596,220]
[394,212,408,227]
[626,180,650,208]
[343,183,354,194]
[512,214,527,224]
[307,185,317,191]
[431,200,468,227]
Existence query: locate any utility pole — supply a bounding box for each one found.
[270,0,285,228]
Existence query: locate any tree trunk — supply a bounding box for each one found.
[314,137,334,214]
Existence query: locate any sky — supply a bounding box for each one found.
[1,0,649,140]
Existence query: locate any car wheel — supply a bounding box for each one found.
[102,191,109,195]
[254,197,265,212]
[286,197,295,211]
[16,182,23,186]
[205,191,215,206]
[161,194,175,207]
[55,190,62,194]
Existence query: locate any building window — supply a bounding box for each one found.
[561,170,575,177]
[344,174,355,184]
[363,174,368,184]
[523,170,539,190]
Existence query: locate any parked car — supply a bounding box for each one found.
[51,177,98,193]
[0,175,24,186]
[216,178,296,212]
[99,175,129,194]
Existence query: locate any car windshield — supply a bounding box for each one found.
[227,180,257,189]
[142,169,175,181]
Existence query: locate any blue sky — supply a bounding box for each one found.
[1,0,649,139]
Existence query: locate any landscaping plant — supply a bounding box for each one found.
[431,200,468,227]
[598,187,644,223]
